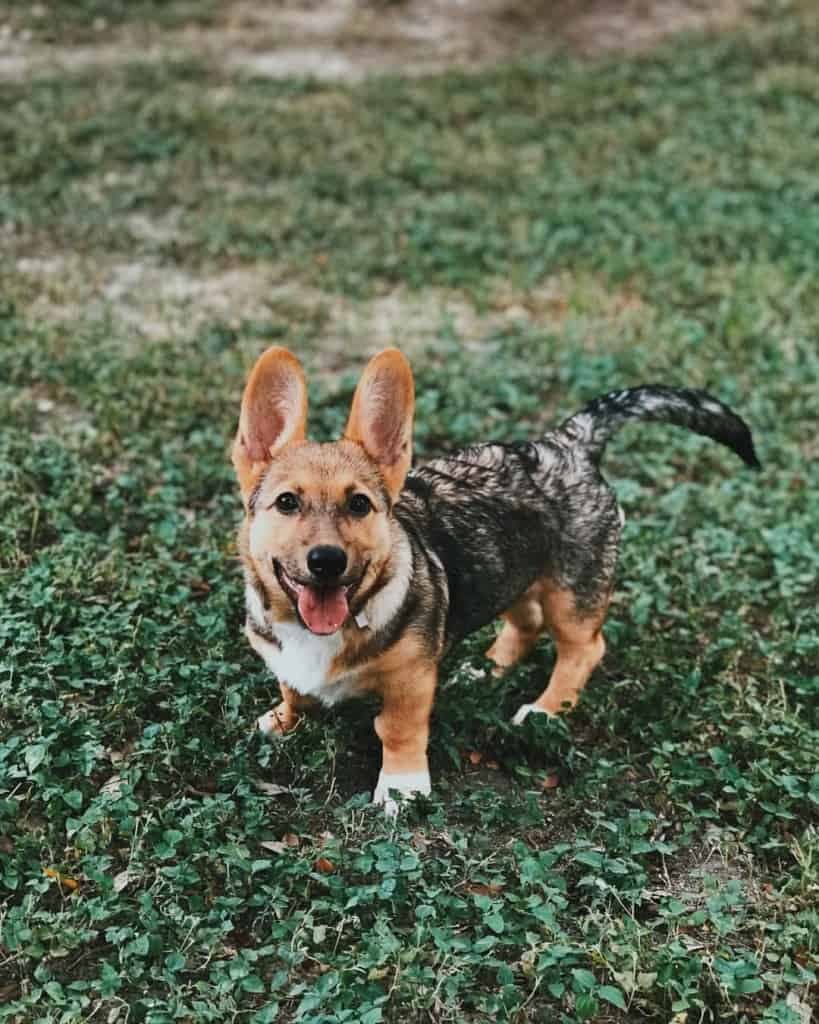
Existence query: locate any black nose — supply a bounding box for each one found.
[307,545,347,581]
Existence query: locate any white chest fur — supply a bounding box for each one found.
[267,621,346,699]
[244,586,355,705]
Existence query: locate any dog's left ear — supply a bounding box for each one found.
[344,348,414,502]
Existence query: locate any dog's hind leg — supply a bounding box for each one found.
[485,581,547,675]
[511,585,608,725]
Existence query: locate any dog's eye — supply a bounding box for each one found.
[348,493,372,518]
[274,492,300,515]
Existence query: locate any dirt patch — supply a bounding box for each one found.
[558,0,749,55]
[12,256,288,342]
[660,824,761,899]
[10,252,488,348]
[10,253,651,372]
[225,0,754,79]
[0,36,170,79]
[1,0,758,82]
[289,270,648,377]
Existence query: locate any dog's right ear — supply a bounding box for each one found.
[232,347,308,505]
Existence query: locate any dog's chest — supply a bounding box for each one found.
[246,590,356,703]
[267,622,351,702]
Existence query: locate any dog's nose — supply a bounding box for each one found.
[307,545,348,581]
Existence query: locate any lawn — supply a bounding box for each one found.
[0,2,817,1021]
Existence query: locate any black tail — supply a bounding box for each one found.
[558,386,761,469]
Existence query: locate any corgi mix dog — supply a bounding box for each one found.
[233,347,759,812]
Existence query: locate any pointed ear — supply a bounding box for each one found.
[232,347,307,504]
[344,348,414,501]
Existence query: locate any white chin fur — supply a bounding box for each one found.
[511,702,556,726]
[372,770,431,817]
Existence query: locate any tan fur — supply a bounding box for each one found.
[359,634,437,775]
[485,580,546,673]
[266,683,320,735]
[256,611,436,777]
[487,579,608,714]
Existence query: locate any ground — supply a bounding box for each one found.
[0,1,817,1022]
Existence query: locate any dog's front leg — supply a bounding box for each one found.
[257,682,319,736]
[372,663,436,815]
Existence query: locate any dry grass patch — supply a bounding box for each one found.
[1,0,760,82]
[8,252,653,379]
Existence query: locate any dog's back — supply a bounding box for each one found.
[397,439,620,649]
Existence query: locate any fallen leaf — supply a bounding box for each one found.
[189,577,211,596]
[260,840,286,855]
[100,775,124,798]
[44,867,79,891]
[185,783,215,798]
[465,882,504,897]
[283,833,300,848]
[313,857,335,874]
[540,773,560,790]
[253,780,291,797]
[113,870,130,893]
[467,750,483,765]
[485,760,500,771]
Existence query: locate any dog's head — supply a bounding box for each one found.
[233,347,414,636]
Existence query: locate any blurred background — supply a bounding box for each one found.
[1,3,817,1023]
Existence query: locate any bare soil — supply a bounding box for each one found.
[1,0,756,82]
[10,250,651,373]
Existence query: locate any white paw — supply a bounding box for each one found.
[257,707,285,736]
[372,770,431,817]
[511,702,555,726]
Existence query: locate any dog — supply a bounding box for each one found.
[232,347,759,812]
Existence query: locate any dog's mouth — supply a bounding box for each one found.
[274,560,366,636]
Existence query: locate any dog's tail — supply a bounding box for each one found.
[557,386,761,469]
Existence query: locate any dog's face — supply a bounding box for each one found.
[245,440,395,634]
[233,348,414,636]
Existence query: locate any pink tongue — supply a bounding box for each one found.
[297,586,349,635]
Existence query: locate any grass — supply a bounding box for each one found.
[1,2,818,1022]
